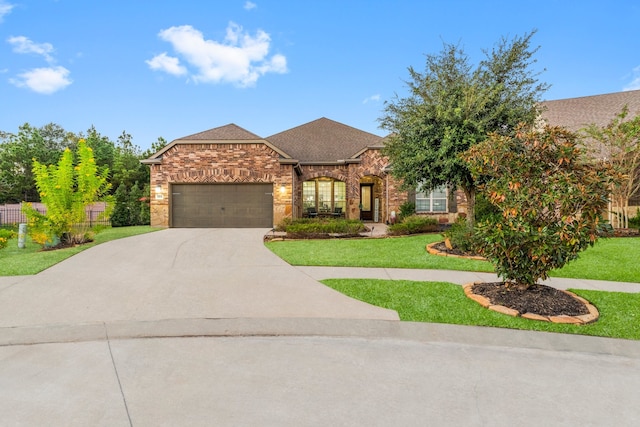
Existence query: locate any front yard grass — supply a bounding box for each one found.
[323,279,640,340]
[266,234,640,283]
[267,234,493,272]
[0,226,161,276]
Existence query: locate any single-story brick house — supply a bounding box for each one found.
[141,117,463,228]
[142,90,640,229]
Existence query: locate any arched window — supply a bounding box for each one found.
[303,178,346,214]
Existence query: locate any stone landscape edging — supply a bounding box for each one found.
[425,241,487,261]
[463,282,600,324]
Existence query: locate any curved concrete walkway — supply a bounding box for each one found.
[0,228,639,426]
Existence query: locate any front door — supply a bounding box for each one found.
[360,184,373,221]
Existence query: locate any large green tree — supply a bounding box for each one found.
[83,126,116,171]
[379,30,549,225]
[112,131,150,191]
[0,123,75,203]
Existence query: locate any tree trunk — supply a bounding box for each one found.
[623,202,629,229]
[463,186,476,228]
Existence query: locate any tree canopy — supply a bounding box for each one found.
[0,123,75,203]
[379,30,549,224]
[0,123,158,204]
[583,106,640,229]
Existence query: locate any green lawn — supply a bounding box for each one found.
[267,234,493,272]
[266,234,640,283]
[0,226,161,276]
[323,279,640,340]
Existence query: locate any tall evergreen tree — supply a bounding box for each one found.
[379,30,549,225]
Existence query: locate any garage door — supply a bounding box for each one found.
[171,184,273,228]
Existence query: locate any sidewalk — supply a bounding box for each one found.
[297,266,640,293]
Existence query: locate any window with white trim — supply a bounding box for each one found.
[416,185,447,212]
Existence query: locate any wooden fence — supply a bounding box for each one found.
[0,203,110,227]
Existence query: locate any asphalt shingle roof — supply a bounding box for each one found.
[265,117,383,162]
[177,123,263,141]
[540,89,640,132]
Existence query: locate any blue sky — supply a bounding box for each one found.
[1,0,639,151]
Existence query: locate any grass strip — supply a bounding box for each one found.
[322,278,640,340]
[267,234,492,272]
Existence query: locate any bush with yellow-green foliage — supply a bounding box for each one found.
[22,140,113,247]
[0,229,16,250]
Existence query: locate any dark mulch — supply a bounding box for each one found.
[432,240,594,317]
[472,282,589,316]
[41,239,92,251]
[432,241,475,257]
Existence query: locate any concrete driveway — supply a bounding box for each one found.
[0,228,398,328]
[1,228,639,426]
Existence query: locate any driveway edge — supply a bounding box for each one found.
[1,318,639,359]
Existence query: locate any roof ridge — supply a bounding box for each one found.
[178,123,263,140]
[542,88,640,103]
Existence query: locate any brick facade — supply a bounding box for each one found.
[149,142,294,227]
[145,121,465,227]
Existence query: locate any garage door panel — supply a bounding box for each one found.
[171,184,273,228]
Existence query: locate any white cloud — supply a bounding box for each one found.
[363,94,381,104]
[623,65,640,91]
[0,1,14,23]
[244,1,257,10]
[10,66,72,94]
[7,35,55,62]
[146,52,187,76]
[149,23,287,87]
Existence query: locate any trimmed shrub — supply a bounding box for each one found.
[276,218,365,238]
[398,201,416,221]
[388,215,438,235]
[442,217,479,253]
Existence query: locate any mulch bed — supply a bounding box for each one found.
[431,241,475,257]
[431,242,593,319]
[471,282,589,317]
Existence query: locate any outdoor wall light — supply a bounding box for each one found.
[279,185,286,194]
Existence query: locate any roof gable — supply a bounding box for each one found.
[142,123,290,163]
[266,117,383,163]
[540,89,640,132]
[177,123,263,141]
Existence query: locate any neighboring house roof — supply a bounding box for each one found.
[540,89,640,132]
[265,117,383,163]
